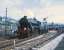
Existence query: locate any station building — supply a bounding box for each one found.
[0,16,17,37]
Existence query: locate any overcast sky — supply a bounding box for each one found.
[0,0,64,23]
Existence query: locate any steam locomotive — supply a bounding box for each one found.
[16,17,41,39]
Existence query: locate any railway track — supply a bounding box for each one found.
[0,32,61,49]
[15,32,60,48]
[0,33,40,49]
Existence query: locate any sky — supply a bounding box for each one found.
[0,0,64,23]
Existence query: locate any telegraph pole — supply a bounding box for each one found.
[6,8,7,18]
[5,8,7,36]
